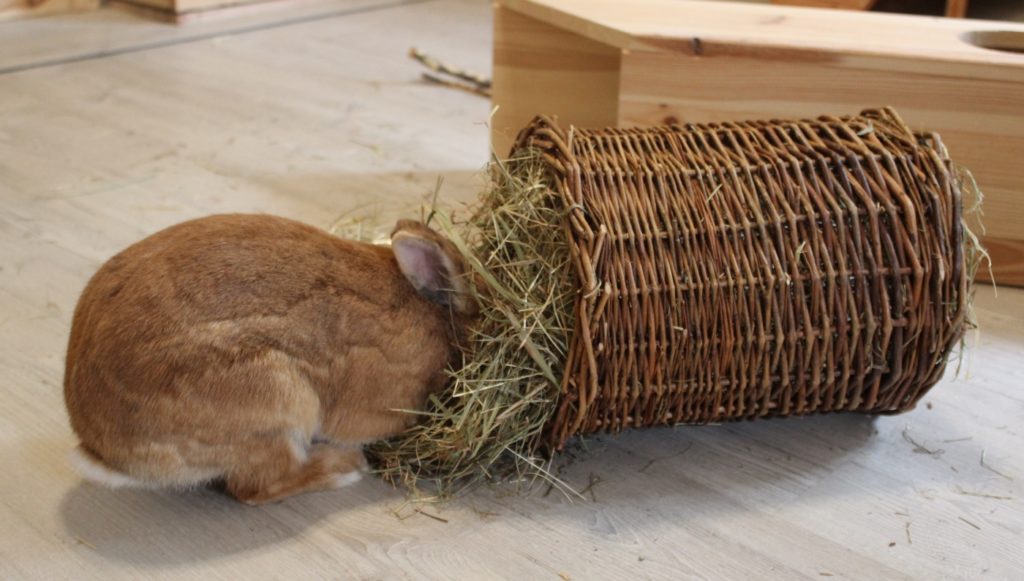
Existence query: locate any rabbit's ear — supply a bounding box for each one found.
[391,221,475,315]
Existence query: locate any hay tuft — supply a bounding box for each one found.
[367,151,577,496]
[953,165,990,377]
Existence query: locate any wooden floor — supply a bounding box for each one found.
[1,1,1022,578]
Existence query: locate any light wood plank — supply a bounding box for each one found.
[500,0,1024,72]
[772,0,875,9]
[113,0,176,11]
[0,0,393,73]
[491,6,621,157]
[172,0,269,14]
[946,0,969,18]
[982,236,1024,286]
[0,0,97,21]
[114,0,298,19]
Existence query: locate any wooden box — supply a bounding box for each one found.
[491,0,1024,284]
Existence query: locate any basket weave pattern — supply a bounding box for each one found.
[514,108,969,450]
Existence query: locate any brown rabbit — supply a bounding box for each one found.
[64,214,476,504]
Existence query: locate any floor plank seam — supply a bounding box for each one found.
[0,0,435,76]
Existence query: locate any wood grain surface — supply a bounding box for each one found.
[0,0,97,21]
[1,1,1021,578]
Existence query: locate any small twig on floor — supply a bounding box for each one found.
[409,47,491,97]
[389,505,416,521]
[75,537,96,550]
[507,449,584,502]
[902,428,944,456]
[421,73,491,98]
[542,481,556,498]
[904,522,912,545]
[410,47,491,89]
[942,436,973,444]
[639,443,694,473]
[958,516,982,530]
[980,450,1013,481]
[389,512,413,524]
[388,496,443,522]
[579,473,603,502]
[414,508,449,523]
[468,501,501,519]
[954,485,1012,500]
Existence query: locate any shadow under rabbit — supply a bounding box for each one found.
[57,471,398,568]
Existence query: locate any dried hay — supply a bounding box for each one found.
[354,152,578,496]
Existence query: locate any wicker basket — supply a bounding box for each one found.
[512,107,971,451]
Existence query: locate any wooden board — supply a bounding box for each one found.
[491,6,621,157]
[946,0,969,17]
[491,0,1024,284]
[112,0,333,19]
[0,0,387,73]
[772,0,876,9]
[0,0,97,20]
[772,0,967,16]
[112,0,175,11]
[113,0,279,17]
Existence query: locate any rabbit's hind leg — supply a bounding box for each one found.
[225,437,366,505]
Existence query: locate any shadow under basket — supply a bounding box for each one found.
[517,107,974,451]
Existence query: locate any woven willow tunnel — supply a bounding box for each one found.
[370,107,975,489]
[512,107,971,451]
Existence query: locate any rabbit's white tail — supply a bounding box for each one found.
[69,445,146,489]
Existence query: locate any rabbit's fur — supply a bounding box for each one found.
[64,214,475,504]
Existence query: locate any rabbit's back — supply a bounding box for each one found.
[64,214,455,483]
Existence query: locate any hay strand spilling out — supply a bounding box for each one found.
[368,152,576,494]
